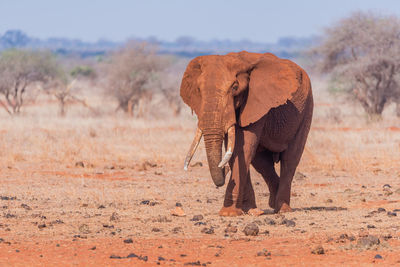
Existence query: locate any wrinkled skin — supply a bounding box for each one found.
[180,51,313,215]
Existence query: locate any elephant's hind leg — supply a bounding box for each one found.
[251,150,280,209]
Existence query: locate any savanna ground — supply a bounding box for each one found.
[0,77,399,266]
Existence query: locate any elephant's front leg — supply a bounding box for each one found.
[219,126,261,216]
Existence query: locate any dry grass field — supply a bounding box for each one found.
[0,76,399,266]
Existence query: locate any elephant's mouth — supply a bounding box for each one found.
[183,125,236,187]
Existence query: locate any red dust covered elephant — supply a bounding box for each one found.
[180,51,313,216]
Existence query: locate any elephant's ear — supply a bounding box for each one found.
[180,57,202,116]
[239,58,300,127]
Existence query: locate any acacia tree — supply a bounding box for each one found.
[312,12,400,117]
[0,49,59,114]
[107,41,165,116]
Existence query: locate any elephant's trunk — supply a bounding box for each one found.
[203,129,225,187]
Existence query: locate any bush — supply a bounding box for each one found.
[312,11,400,117]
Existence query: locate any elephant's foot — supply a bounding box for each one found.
[275,203,292,213]
[247,208,264,216]
[219,206,244,216]
[268,194,276,209]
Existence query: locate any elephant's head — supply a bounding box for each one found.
[180,51,301,187]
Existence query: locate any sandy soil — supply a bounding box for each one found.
[0,88,399,266]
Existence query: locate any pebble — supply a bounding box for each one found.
[374,254,383,259]
[264,218,276,225]
[387,212,397,217]
[243,223,259,236]
[201,227,214,234]
[123,238,133,244]
[377,208,386,213]
[281,219,296,227]
[191,215,204,221]
[171,206,186,217]
[311,245,325,254]
[126,253,138,258]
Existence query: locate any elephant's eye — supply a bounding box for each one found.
[231,82,239,91]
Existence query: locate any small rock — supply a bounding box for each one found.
[158,256,166,261]
[374,254,383,259]
[127,253,138,258]
[98,205,106,209]
[110,212,120,221]
[175,202,182,207]
[110,254,122,259]
[377,208,386,213]
[326,199,333,203]
[171,206,186,217]
[140,200,150,205]
[264,218,276,225]
[243,223,259,236]
[152,228,161,232]
[38,223,46,229]
[224,225,237,233]
[21,204,32,210]
[75,161,85,168]
[201,227,214,234]
[139,255,148,261]
[294,172,307,180]
[172,227,183,234]
[383,184,391,189]
[311,245,325,254]
[123,238,133,244]
[89,246,96,250]
[152,216,172,223]
[194,221,206,226]
[387,211,397,217]
[191,215,204,221]
[367,225,376,229]
[281,219,296,227]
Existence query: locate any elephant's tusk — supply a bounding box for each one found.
[218,125,235,168]
[183,127,202,171]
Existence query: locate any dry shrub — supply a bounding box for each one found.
[312,11,400,117]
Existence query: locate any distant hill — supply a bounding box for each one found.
[0,30,317,59]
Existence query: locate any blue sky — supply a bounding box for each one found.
[1,0,400,43]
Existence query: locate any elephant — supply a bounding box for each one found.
[180,51,313,216]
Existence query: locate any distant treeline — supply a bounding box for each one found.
[0,30,317,59]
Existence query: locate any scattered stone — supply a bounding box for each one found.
[175,202,182,207]
[264,218,276,225]
[367,225,376,229]
[387,212,397,217]
[51,219,64,224]
[38,223,46,229]
[383,184,391,189]
[374,254,383,259]
[138,255,148,261]
[127,253,138,258]
[311,245,325,255]
[281,219,296,227]
[383,234,392,241]
[21,204,32,210]
[75,161,85,168]
[0,196,16,201]
[79,224,90,234]
[393,209,400,212]
[171,206,186,217]
[191,215,204,221]
[158,256,166,261]
[201,227,214,234]
[4,213,16,219]
[377,208,386,213]
[98,205,106,209]
[326,199,333,203]
[103,224,114,228]
[123,238,133,244]
[224,225,238,233]
[140,200,150,205]
[357,235,380,248]
[180,254,187,257]
[243,223,259,236]
[152,228,161,232]
[110,254,122,259]
[110,212,120,221]
[184,261,202,266]
[194,221,206,226]
[89,246,96,250]
[172,227,183,234]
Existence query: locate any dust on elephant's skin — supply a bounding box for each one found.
[180,51,313,215]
